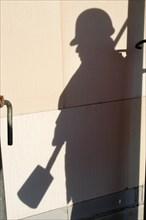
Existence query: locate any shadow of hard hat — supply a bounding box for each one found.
[70,8,115,46]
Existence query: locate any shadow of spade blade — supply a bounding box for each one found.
[17,165,54,209]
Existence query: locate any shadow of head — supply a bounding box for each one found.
[70,8,115,55]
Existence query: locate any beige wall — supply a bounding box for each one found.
[0,1,145,219]
[1,0,145,115]
[1,1,64,115]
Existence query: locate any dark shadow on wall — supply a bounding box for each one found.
[18,4,145,219]
[54,7,128,200]
[52,8,140,220]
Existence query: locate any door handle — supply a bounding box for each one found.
[0,96,13,146]
[135,39,146,49]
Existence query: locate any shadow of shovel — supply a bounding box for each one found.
[17,145,62,209]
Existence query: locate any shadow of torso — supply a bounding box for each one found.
[54,44,127,203]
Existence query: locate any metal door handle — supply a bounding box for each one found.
[0,96,13,146]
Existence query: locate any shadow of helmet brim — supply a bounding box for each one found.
[70,38,78,46]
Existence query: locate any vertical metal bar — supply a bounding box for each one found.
[0,146,7,220]
[4,100,13,146]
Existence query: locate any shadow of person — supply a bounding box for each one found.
[52,8,128,220]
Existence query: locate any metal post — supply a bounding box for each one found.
[0,146,7,220]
